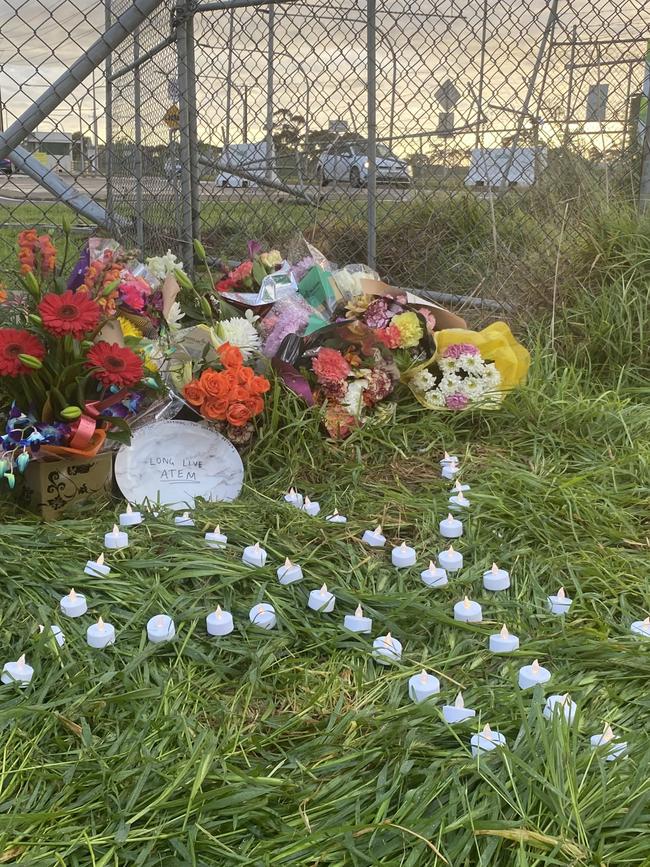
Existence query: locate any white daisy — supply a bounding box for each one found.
[422,389,446,409]
[458,377,486,399]
[458,353,486,374]
[438,357,459,375]
[211,316,261,361]
[410,369,437,393]
[437,373,462,396]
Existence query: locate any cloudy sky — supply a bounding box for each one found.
[0,0,647,154]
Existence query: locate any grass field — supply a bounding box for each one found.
[0,213,648,864]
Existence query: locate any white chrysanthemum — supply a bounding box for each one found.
[438,356,458,375]
[457,376,486,399]
[164,301,185,330]
[483,363,502,387]
[410,369,437,393]
[146,250,184,280]
[458,353,486,374]
[437,373,462,396]
[421,388,446,408]
[211,316,261,361]
[342,378,368,418]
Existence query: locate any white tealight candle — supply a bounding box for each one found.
[421,561,448,588]
[302,497,320,517]
[1,654,33,687]
[372,632,402,664]
[392,542,416,568]
[60,588,87,618]
[471,724,507,756]
[441,463,460,480]
[39,624,65,647]
[206,605,234,636]
[174,511,195,527]
[242,542,267,567]
[483,562,510,591]
[308,583,336,613]
[325,509,347,524]
[119,503,143,527]
[284,487,303,508]
[84,552,110,577]
[439,513,463,539]
[104,524,128,549]
[86,616,116,649]
[276,557,303,585]
[362,525,386,547]
[147,614,175,643]
[543,693,576,723]
[449,492,470,509]
[249,603,276,629]
[205,525,228,549]
[408,669,440,703]
[439,544,463,571]
[343,603,372,633]
[518,658,551,689]
[630,617,650,637]
[442,692,476,723]
[440,451,459,467]
[450,479,471,493]
[547,586,572,615]
[590,724,627,761]
[489,624,520,653]
[453,596,482,623]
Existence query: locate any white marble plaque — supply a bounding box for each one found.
[114,420,244,508]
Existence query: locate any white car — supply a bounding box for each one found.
[317,141,410,187]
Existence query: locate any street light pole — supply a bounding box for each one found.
[224,8,234,148]
[265,4,275,182]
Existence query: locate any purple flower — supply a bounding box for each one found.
[247,239,263,259]
[262,296,313,357]
[445,392,470,410]
[363,298,391,329]
[443,343,480,359]
[67,245,90,292]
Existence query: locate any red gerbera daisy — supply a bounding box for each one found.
[39,290,101,339]
[86,341,144,388]
[0,328,46,377]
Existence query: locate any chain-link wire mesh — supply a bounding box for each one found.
[0,0,649,316]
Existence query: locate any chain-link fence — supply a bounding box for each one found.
[1,0,649,315]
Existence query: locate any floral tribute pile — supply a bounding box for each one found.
[0,231,171,488]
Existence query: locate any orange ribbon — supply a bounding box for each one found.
[68,388,131,449]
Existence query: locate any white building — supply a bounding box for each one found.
[23,131,73,173]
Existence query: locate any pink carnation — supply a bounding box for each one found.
[445,392,470,410]
[363,368,393,405]
[376,324,401,349]
[443,343,479,359]
[312,347,351,383]
[231,261,253,281]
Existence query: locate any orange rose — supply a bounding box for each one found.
[200,369,230,398]
[245,395,264,416]
[226,401,252,427]
[202,395,229,420]
[218,342,243,369]
[235,365,254,385]
[183,380,206,407]
[250,374,271,395]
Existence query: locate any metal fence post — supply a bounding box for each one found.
[134,26,145,249]
[366,0,377,269]
[105,0,114,222]
[176,0,195,272]
[639,40,650,211]
[265,4,275,183]
[186,12,201,244]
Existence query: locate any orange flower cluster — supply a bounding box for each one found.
[17,230,57,277]
[183,343,270,427]
[80,253,122,311]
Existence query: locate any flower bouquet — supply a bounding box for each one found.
[0,230,164,494]
[405,322,530,410]
[273,322,400,439]
[216,242,284,294]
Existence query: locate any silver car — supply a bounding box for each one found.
[317,141,410,187]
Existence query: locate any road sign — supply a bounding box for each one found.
[167,78,180,102]
[435,79,460,111]
[436,111,455,136]
[586,84,608,122]
[163,105,180,130]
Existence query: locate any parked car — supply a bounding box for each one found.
[0,158,13,175]
[316,141,410,187]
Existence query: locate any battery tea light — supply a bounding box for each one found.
[518,658,551,689]
[277,558,303,584]
[284,487,303,508]
[205,525,227,549]
[631,617,650,637]
[439,513,463,539]
[449,491,470,509]
[104,524,128,549]
[442,692,476,723]
[408,669,440,703]
[86,617,116,649]
[372,632,402,664]
[590,724,627,761]
[206,605,234,636]
[454,596,482,623]
[392,542,416,568]
[343,604,372,633]
[325,509,347,524]
[242,542,267,567]
[39,624,65,647]
[421,561,448,588]
[174,511,195,527]
[362,525,386,547]
[249,603,276,629]
[471,724,507,757]
[119,503,143,526]
[302,497,320,516]
[489,624,519,653]
[439,544,463,571]
[1,654,33,687]
[450,479,470,493]
[308,584,336,613]
[84,552,110,577]
[483,563,510,591]
[547,586,572,615]
[543,693,576,723]
[147,614,175,643]
[60,588,87,618]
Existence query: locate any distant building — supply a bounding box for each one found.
[23,131,73,172]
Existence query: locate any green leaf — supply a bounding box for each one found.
[252,260,267,286]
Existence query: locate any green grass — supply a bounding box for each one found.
[0,215,649,864]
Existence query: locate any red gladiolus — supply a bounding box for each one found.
[39,290,101,338]
[0,328,46,377]
[86,341,144,388]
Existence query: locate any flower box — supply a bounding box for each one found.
[17,452,113,521]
